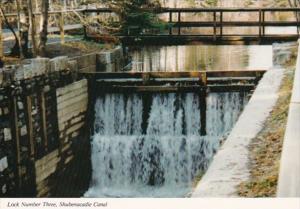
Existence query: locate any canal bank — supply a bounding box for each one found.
[192,41,298,197]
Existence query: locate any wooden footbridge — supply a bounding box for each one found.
[1,7,299,48]
[84,7,300,45]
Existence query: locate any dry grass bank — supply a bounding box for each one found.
[2,38,114,65]
[238,61,296,197]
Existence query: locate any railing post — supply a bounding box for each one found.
[59,11,65,44]
[169,11,172,35]
[213,11,217,41]
[178,11,181,35]
[262,10,265,37]
[259,9,262,39]
[220,11,223,38]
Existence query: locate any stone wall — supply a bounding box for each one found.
[68,46,124,73]
[0,56,90,197]
[96,46,124,72]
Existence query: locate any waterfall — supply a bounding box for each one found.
[85,92,248,197]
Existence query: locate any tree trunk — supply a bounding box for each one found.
[15,0,24,58]
[0,11,3,58]
[38,0,49,57]
[27,0,38,57]
[20,1,30,57]
[0,6,20,57]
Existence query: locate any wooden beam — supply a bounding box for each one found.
[169,21,300,27]
[11,96,22,192]
[84,7,300,14]
[81,70,266,80]
[142,93,151,134]
[25,96,35,158]
[200,90,206,136]
[120,34,299,45]
[95,84,255,93]
[97,85,206,93]
[169,11,172,35]
[39,91,48,153]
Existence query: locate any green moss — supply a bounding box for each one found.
[205,0,218,6]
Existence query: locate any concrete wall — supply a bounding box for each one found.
[96,46,124,72]
[192,68,284,197]
[68,46,125,73]
[277,41,300,197]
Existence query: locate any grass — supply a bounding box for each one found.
[2,36,115,65]
[46,39,115,58]
[238,60,296,197]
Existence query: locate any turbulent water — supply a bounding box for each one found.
[85,92,248,197]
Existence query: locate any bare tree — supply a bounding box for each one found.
[0,4,21,56]
[38,0,49,56]
[27,0,38,56]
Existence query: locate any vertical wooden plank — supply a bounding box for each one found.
[213,11,217,41]
[26,96,35,158]
[59,12,65,44]
[178,12,181,35]
[200,71,207,86]
[169,11,172,35]
[199,90,207,136]
[11,96,22,192]
[39,91,48,153]
[142,93,151,134]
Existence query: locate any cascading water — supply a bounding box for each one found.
[85,92,248,197]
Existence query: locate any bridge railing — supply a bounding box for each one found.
[86,8,300,35]
[1,7,300,54]
[277,40,300,197]
[159,8,300,38]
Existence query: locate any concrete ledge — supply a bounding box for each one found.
[192,68,284,197]
[277,41,300,197]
